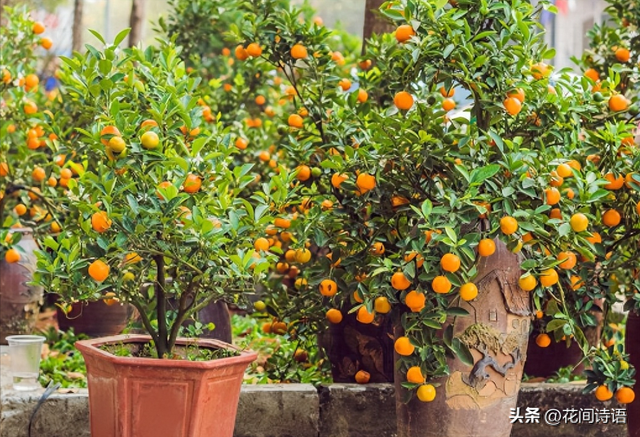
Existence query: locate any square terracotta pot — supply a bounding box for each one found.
[76,334,257,437]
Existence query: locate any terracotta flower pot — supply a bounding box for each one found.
[56,300,134,337]
[395,239,531,437]
[0,228,43,343]
[75,334,257,437]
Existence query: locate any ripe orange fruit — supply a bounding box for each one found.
[4,248,20,263]
[609,94,628,112]
[356,306,375,324]
[531,62,550,80]
[246,42,262,57]
[407,366,425,384]
[319,279,338,297]
[604,173,624,190]
[100,126,121,146]
[507,88,525,103]
[271,321,287,335]
[0,162,8,177]
[290,44,308,59]
[288,114,304,128]
[394,336,415,356]
[25,74,39,89]
[556,163,573,178]
[557,251,577,270]
[357,88,368,103]
[355,370,370,384]
[518,274,537,291]
[394,91,414,110]
[141,131,160,149]
[569,213,589,232]
[602,209,621,227]
[326,308,343,324]
[254,237,270,252]
[615,387,635,404]
[296,165,311,181]
[32,22,45,34]
[31,167,46,182]
[503,97,522,116]
[440,253,460,273]
[183,174,202,193]
[14,204,27,216]
[235,138,248,150]
[356,173,376,194]
[478,239,496,257]
[338,78,351,91]
[40,37,53,50]
[370,242,385,256]
[91,211,112,233]
[586,232,602,245]
[274,217,291,229]
[23,101,37,114]
[442,98,456,111]
[391,271,411,290]
[500,216,518,235]
[432,275,452,294]
[123,252,142,265]
[544,187,560,205]
[535,333,551,348]
[417,384,436,402]
[595,385,613,401]
[331,173,348,189]
[235,45,249,60]
[395,24,415,43]
[405,290,425,312]
[88,259,110,282]
[255,95,266,106]
[374,296,392,314]
[584,68,599,82]
[539,269,559,287]
[460,283,478,301]
[615,47,631,62]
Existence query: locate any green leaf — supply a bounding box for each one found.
[447,307,469,316]
[470,164,500,185]
[88,30,106,45]
[452,338,475,366]
[113,28,131,47]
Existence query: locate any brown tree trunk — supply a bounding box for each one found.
[362,0,394,54]
[128,0,146,48]
[71,0,84,52]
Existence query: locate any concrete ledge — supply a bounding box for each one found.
[0,382,627,437]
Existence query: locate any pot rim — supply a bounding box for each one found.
[75,334,257,369]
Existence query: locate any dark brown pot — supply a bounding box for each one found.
[625,312,640,437]
[186,300,232,344]
[524,334,584,378]
[0,228,43,343]
[318,302,395,383]
[56,300,134,337]
[75,334,257,437]
[395,238,531,437]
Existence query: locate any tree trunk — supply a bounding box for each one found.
[362,0,394,54]
[128,0,146,48]
[72,0,84,52]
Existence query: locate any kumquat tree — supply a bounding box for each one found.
[1,7,64,260]
[226,0,640,432]
[32,30,296,358]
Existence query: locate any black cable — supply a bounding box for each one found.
[28,381,61,437]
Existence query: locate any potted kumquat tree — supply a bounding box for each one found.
[33,29,293,437]
[233,0,638,435]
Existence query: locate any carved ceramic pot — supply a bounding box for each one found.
[395,238,531,437]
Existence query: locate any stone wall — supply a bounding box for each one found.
[0,382,627,437]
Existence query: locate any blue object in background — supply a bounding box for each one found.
[44,76,58,91]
